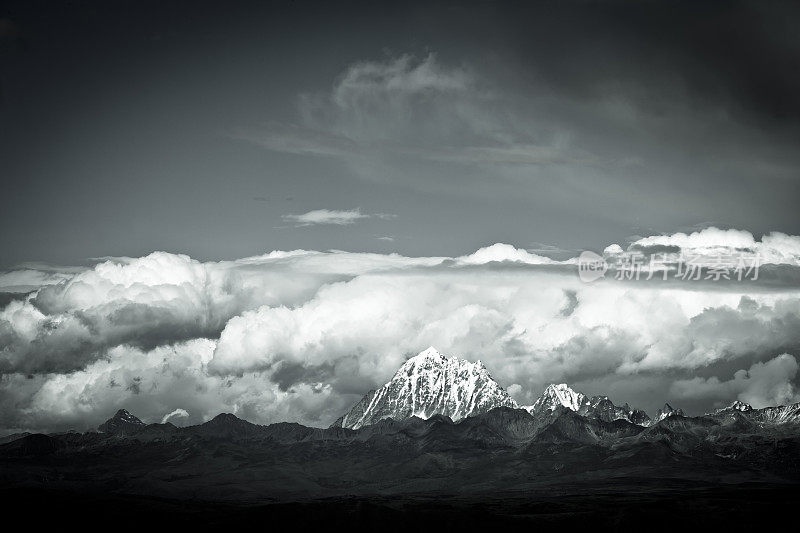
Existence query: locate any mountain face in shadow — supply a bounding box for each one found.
[97,409,145,435]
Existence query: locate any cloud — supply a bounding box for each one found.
[629,228,800,265]
[281,208,394,227]
[236,54,602,196]
[1,231,800,432]
[670,354,800,409]
[0,263,87,293]
[161,408,190,425]
[233,48,800,239]
[457,243,556,265]
[2,339,346,432]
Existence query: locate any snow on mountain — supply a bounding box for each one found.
[754,403,800,425]
[654,403,686,423]
[708,400,800,425]
[97,409,145,435]
[331,347,519,429]
[332,352,800,432]
[523,384,651,426]
[527,383,589,413]
[712,400,754,414]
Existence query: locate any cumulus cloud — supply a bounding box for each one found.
[2,339,346,432]
[670,354,800,409]
[456,243,556,265]
[629,227,800,265]
[1,232,799,433]
[282,208,394,227]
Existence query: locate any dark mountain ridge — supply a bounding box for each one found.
[3,349,799,505]
[2,398,799,502]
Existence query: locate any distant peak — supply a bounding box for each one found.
[98,408,144,434]
[112,409,143,424]
[655,402,685,422]
[730,400,753,412]
[712,400,754,415]
[211,413,242,422]
[334,349,517,429]
[530,383,588,413]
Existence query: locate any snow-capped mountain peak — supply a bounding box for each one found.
[729,400,753,412]
[399,346,448,373]
[712,400,754,414]
[655,402,686,422]
[331,348,518,429]
[528,383,589,413]
[522,383,652,426]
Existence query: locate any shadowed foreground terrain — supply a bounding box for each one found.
[2,406,799,530]
[2,482,798,531]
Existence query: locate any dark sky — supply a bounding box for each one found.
[1,0,799,267]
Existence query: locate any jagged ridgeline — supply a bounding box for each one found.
[332,347,673,429]
[331,347,518,429]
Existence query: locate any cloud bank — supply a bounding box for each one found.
[1,228,799,433]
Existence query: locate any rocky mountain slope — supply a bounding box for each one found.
[332,347,518,429]
[334,350,655,429]
[523,383,652,425]
[97,409,146,435]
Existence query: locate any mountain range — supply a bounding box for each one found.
[333,348,697,429]
[2,347,800,504]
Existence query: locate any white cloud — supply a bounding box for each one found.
[457,243,556,265]
[1,230,800,432]
[282,208,394,227]
[630,227,800,265]
[161,408,190,424]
